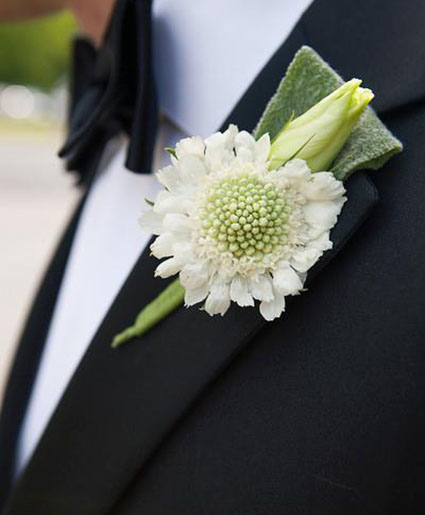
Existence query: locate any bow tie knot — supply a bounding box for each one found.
[59,0,157,184]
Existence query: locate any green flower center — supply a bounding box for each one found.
[200,175,291,259]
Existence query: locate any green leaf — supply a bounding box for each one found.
[164,146,177,158]
[111,279,185,347]
[270,110,294,144]
[254,46,402,181]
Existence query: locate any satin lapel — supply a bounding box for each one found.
[3,15,380,515]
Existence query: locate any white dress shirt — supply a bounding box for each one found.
[15,0,314,476]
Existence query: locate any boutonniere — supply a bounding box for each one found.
[112,46,402,347]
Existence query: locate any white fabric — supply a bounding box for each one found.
[153,0,314,137]
[15,119,186,475]
[15,0,314,477]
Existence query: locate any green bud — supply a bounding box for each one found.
[268,79,374,172]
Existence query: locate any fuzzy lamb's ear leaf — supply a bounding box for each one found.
[254,46,402,181]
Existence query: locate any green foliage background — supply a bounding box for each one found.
[0,11,77,91]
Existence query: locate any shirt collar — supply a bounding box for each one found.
[152,0,314,138]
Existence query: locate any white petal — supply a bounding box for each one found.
[172,241,194,262]
[249,275,273,302]
[273,263,304,296]
[259,291,286,321]
[308,232,333,252]
[150,232,175,258]
[303,172,346,200]
[205,276,231,316]
[230,275,254,307]
[204,128,236,169]
[255,133,271,164]
[184,282,210,306]
[156,165,181,192]
[139,210,163,234]
[155,257,183,278]
[235,131,256,162]
[175,136,205,159]
[278,159,311,185]
[268,168,289,188]
[177,154,207,185]
[180,262,210,289]
[303,198,346,231]
[153,190,188,214]
[204,132,227,167]
[162,213,192,234]
[236,147,253,162]
[290,246,322,273]
[204,131,224,149]
[223,124,239,147]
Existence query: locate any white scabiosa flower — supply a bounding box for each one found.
[140,125,346,321]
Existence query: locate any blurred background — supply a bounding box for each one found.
[0,12,80,397]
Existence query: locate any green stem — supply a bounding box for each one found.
[111,278,185,348]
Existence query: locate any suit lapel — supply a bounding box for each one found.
[6,0,413,511]
[301,0,425,115]
[3,173,377,515]
[0,193,88,509]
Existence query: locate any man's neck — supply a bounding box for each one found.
[68,0,115,46]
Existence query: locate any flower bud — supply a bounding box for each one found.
[268,79,374,172]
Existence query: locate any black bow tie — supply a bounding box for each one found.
[59,0,157,184]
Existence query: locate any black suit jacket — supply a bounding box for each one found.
[1,0,425,513]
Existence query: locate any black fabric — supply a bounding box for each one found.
[111,106,425,515]
[0,194,89,508]
[1,176,377,514]
[59,0,157,183]
[1,0,425,513]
